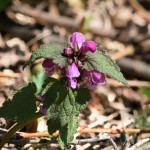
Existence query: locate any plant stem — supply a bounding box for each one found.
[0,112,42,149]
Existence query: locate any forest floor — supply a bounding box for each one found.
[0,0,150,149]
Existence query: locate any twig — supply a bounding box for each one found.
[117,58,150,81]
[0,71,21,78]
[9,4,115,39]
[128,0,150,21]
[88,112,119,129]
[8,138,57,144]
[0,112,42,149]
[108,79,150,87]
[110,139,118,150]
[10,4,79,29]
[20,131,59,138]
[0,123,25,149]
[112,45,134,61]
[115,119,133,129]
[69,137,118,150]
[26,31,66,46]
[128,138,150,150]
[0,128,8,133]
[77,128,142,134]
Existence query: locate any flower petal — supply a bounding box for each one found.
[81,41,97,55]
[42,59,56,76]
[70,32,85,48]
[90,71,106,85]
[82,70,106,89]
[42,59,55,68]
[66,63,80,78]
[68,77,77,89]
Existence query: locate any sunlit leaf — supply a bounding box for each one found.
[83,47,129,86]
[42,78,90,149]
[23,43,68,69]
[0,83,37,122]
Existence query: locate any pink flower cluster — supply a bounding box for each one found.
[42,32,106,89]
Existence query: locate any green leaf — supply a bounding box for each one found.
[83,48,129,86]
[23,43,68,69]
[42,78,90,149]
[0,82,37,122]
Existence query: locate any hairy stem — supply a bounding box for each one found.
[0,112,42,149]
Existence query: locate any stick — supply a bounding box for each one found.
[10,4,79,29]
[128,0,150,21]
[107,79,150,87]
[117,58,150,81]
[0,112,42,149]
[77,128,142,134]
[69,137,118,150]
[8,138,57,144]
[0,71,21,78]
[128,138,150,150]
[112,45,134,61]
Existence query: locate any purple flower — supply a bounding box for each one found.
[70,32,85,49]
[68,77,78,89]
[41,32,106,90]
[66,63,80,78]
[82,70,106,89]
[81,41,97,55]
[70,32,97,54]
[66,63,80,89]
[91,71,106,85]
[42,59,64,76]
[42,59,56,76]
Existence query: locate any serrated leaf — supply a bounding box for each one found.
[83,48,129,86]
[0,82,37,122]
[42,78,90,149]
[23,43,68,69]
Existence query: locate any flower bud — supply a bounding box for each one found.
[77,60,82,67]
[70,32,85,49]
[42,59,56,76]
[64,48,73,56]
[81,41,97,55]
[66,63,80,78]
